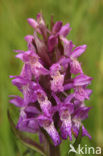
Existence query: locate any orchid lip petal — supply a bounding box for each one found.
[37,114,61,146]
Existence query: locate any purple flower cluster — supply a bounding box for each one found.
[10,13,92,146]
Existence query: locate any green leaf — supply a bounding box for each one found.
[7,110,47,156]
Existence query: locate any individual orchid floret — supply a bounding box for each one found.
[74,86,92,101]
[10,76,37,105]
[17,106,40,133]
[62,39,87,74]
[69,45,87,74]
[73,74,92,101]
[50,63,65,92]
[60,107,72,140]
[36,88,52,115]
[16,50,49,78]
[38,114,61,146]
[72,106,91,139]
[53,93,74,140]
[64,74,92,101]
[68,45,87,74]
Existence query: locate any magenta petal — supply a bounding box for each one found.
[52,21,62,34]
[82,126,92,139]
[36,89,52,114]
[70,59,83,74]
[59,23,71,37]
[73,74,92,86]
[11,76,28,91]
[44,122,61,146]
[27,18,38,29]
[38,67,49,75]
[74,86,92,101]
[64,83,73,90]
[52,93,61,105]
[20,64,32,80]
[18,118,39,133]
[60,115,72,140]
[24,35,36,51]
[23,83,37,105]
[50,63,64,92]
[38,115,61,146]
[16,50,38,63]
[73,106,91,120]
[25,106,40,114]
[51,76,64,92]
[24,35,34,42]
[86,89,92,97]
[71,45,87,58]
[16,53,24,60]
[62,39,74,56]
[64,93,74,104]
[10,96,24,107]
[48,35,58,52]
[65,104,74,114]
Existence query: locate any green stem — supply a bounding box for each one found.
[49,143,60,156]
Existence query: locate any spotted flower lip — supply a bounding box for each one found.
[35,88,52,115]
[37,114,61,146]
[50,63,65,92]
[10,13,92,146]
[52,93,74,140]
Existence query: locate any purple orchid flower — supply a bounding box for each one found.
[10,13,93,147]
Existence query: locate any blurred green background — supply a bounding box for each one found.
[0,0,103,155]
